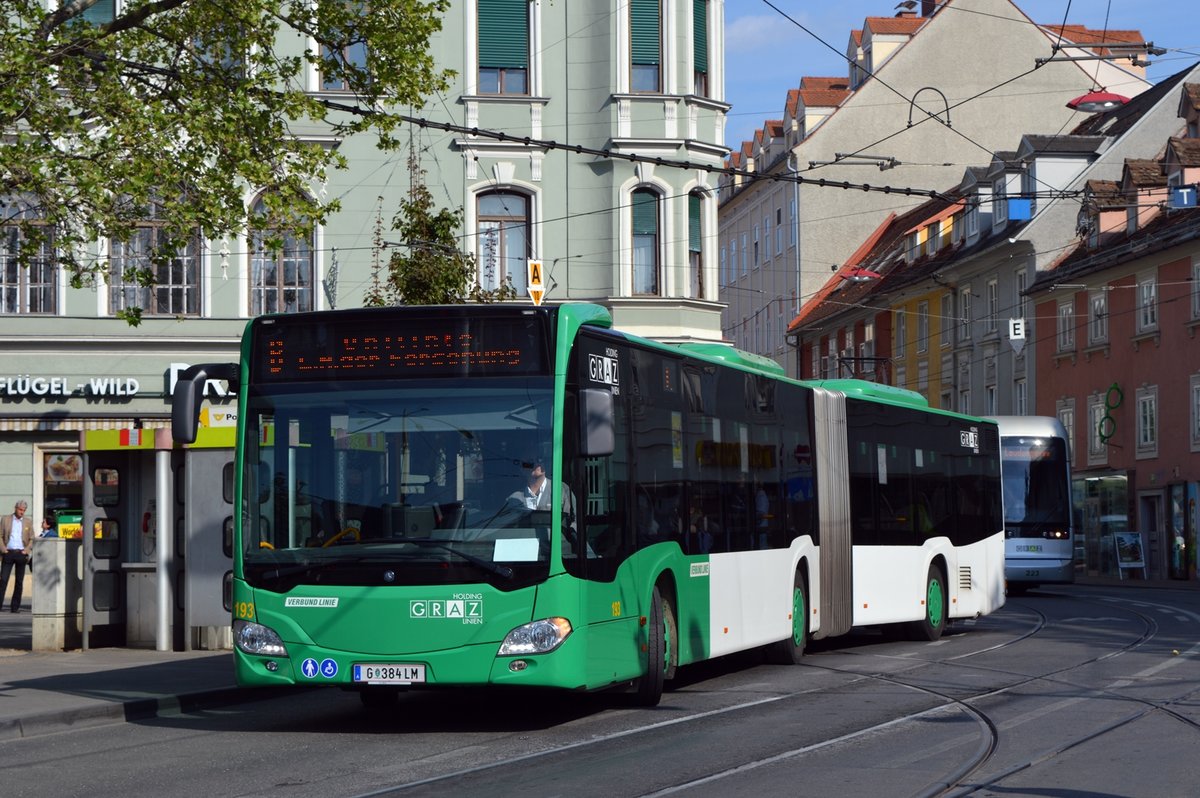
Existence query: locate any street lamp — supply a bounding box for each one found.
[1066,90,1130,113]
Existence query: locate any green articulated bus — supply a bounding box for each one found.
[173,303,1005,707]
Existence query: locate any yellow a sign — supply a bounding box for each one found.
[527,259,545,306]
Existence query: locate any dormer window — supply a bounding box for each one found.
[993,178,1008,225]
[924,222,940,256]
[906,232,919,262]
[966,198,979,237]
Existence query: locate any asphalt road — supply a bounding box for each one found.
[11,584,1200,798]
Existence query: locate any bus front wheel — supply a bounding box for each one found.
[907,564,947,642]
[634,586,673,706]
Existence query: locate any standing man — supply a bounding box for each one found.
[0,500,34,613]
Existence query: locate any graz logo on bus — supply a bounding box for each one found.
[959,427,980,452]
[410,596,484,624]
[588,350,620,391]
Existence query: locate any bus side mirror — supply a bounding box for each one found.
[172,363,239,444]
[580,388,614,458]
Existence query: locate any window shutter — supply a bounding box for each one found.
[478,0,529,69]
[630,0,661,65]
[693,1,708,74]
[688,195,702,252]
[632,191,658,235]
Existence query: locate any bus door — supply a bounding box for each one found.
[82,449,133,648]
[182,445,235,646]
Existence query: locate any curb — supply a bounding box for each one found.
[0,685,298,742]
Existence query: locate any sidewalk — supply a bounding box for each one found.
[0,572,256,742]
[0,570,1195,742]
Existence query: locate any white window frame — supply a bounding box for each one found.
[1087,393,1107,465]
[1057,398,1075,465]
[1057,300,1075,352]
[1135,385,1158,459]
[1015,267,1028,321]
[940,293,952,347]
[1013,378,1026,416]
[986,278,998,333]
[1088,288,1108,345]
[916,301,929,353]
[861,322,875,373]
[966,196,979,237]
[993,178,1008,225]
[1191,373,1200,452]
[1136,273,1158,333]
[906,233,919,262]
[1192,256,1200,320]
[958,286,972,343]
[895,310,907,358]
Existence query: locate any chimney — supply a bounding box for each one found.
[921,0,944,17]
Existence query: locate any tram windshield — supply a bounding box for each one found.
[1001,436,1070,531]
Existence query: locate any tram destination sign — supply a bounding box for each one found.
[252,310,552,382]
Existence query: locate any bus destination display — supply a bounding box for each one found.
[254,314,550,381]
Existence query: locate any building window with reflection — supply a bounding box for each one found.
[1089,289,1108,345]
[1136,274,1158,333]
[688,192,704,298]
[249,195,315,315]
[1136,385,1158,458]
[693,0,709,96]
[1057,300,1075,352]
[631,188,660,295]
[630,0,661,92]
[110,207,201,317]
[477,0,529,95]
[321,40,368,92]
[477,190,530,294]
[1,205,56,315]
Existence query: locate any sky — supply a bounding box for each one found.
[723,0,1200,151]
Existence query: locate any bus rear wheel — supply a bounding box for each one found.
[767,571,808,665]
[634,586,674,706]
[907,563,947,642]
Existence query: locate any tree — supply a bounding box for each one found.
[0,0,451,320]
[364,152,516,306]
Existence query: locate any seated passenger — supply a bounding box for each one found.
[685,505,717,554]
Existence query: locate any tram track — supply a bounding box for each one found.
[348,591,1200,798]
[853,591,1199,797]
[644,591,1193,797]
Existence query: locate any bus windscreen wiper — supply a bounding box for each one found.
[388,538,515,579]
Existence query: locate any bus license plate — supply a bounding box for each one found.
[353,664,426,684]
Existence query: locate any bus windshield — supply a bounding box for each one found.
[1001,436,1070,529]
[241,378,557,591]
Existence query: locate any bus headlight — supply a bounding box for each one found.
[234,619,289,657]
[497,617,572,656]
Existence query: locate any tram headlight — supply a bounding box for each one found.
[233,619,289,657]
[497,617,572,656]
[1044,529,1068,540]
